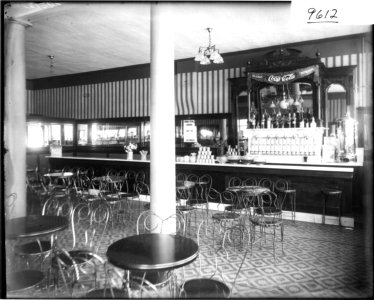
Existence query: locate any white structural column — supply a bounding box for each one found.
[4,18,31,218]
[150,3,176,232]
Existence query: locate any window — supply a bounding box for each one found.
[78,124,88,145]
[63,124,74,145]
[27,122,63,148]
[27,123,45,148]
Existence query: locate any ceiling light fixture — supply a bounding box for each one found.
[194,28,224,65]
[48,55,55,73]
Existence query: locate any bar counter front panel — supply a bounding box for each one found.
[47,156,358,218]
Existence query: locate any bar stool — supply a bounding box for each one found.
[321,188,342,226]
[7,270,45,297]
[274,179,296,222]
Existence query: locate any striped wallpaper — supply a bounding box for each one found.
[326,98,347,124]
[27,52,370,120]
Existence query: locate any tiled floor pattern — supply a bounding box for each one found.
[6,207,373,298]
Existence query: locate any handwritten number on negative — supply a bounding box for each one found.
[307,8,338,23]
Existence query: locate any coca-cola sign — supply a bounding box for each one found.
[250,65,318,85]
[268,73,295,82]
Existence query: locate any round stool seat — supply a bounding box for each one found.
[176,205,195,213]
[321,189,342,195]
[212,212,240,221]
[182,278,230,298]
[14,240,51,255]
[321,188,343,226]
[7,270,44,292]
[86,288,127,298]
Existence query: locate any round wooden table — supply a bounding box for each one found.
[5,215,69,294]
[106,233,198,271]
[6,215,69,240]
[227,185,270,210]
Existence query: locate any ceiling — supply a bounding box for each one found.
[4,2,371,80]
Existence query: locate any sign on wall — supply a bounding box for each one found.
[183,120,197,143]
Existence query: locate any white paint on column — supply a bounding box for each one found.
[4,18,31,218]
[150,3,176,233]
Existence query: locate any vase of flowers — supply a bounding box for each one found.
[124,142,137,160]
[140,150,148,161]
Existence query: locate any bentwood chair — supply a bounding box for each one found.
[188,174,212,221]
[213,190,242,230]
[274,178,296,222]
[180,220,249,298]
[26,173,50,214]
[176,181,197,236]
[249,191,284,264]
[53,200,110,297]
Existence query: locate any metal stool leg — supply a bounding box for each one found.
[322,192,326,225]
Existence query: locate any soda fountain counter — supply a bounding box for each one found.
[47,154,363,227]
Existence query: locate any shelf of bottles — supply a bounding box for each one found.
[245,127,324,158]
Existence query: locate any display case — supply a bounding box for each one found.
[76,121,150,147]
[246,48,325,128]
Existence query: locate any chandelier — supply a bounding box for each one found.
[194,28,224,65]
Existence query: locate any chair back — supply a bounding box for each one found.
[242,177,257,187]
[227,176,241,187]
[42,196,73,218]
[86,167,95,179]
[116,169,127,178]
[255,191,283,225]
[259,178,274,191]
[5,193,16,220]
[221,190,236,207]
[176,172,187,181]
[260,191,280,209]
[106,169,117,176]
[136,210,163,234]
[135,181,150,202]
[135,170,146,183]
[198,174,212,200]
[161,213,186,236]
[207,188,221,203]
[71,201,110,253]
[125,170,137,193]
[274,178,289,192]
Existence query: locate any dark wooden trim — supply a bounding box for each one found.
[31,63,151,89]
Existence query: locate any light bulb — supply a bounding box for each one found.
[194,50,204,62]
[200,55,211,65]
[213,53,223,64]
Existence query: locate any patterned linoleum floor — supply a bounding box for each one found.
[6,208,373,298]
